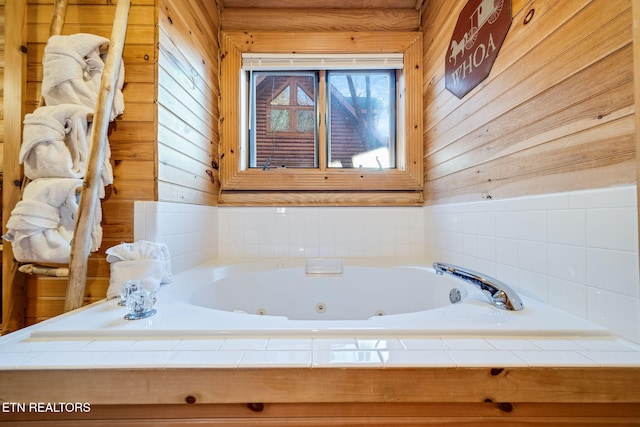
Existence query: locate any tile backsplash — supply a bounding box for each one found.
[135,185,639,343]
[424,185,639,343]
[134,201,218,273]
[217,206,425,259]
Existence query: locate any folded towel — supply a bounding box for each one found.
[105,241,173,299]
[2,178,103,263]
[42,33,125,120]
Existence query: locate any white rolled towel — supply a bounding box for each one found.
[42,33,125,120]
[105,241,173,299]
[20,104,114,193]
[3,178,103,263]
[20,104,93,179]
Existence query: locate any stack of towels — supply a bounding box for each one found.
[3,33,125,264]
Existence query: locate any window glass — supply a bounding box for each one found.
[249,70,396,170]
[327,71,395,169]
[250,72,317,168]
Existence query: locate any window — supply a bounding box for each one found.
[220,32,423,205]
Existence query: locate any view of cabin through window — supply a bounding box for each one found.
[328,71,395,169]
[250,70,396,170]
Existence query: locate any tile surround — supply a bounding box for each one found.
[425,185,640,343]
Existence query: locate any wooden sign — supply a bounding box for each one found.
[445,0,511,99]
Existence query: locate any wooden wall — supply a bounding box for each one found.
[422,0,636,203]
[157,0,220,205]
[0,0,4,159]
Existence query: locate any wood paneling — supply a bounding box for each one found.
[157,0,220,204]
[1,367,640,424]
[221,8,419,32]
[422,0,636,203]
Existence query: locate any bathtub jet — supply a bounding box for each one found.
[433,262,524,311]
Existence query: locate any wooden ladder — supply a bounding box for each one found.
[65,0,131,312]
[2,0,131,333]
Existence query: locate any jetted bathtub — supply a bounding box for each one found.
[30,258,608,339]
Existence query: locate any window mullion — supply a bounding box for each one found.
[317,70,327,171]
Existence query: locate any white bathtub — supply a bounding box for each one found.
[30,258,609,339]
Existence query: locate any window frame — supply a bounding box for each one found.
[219,32,423,206]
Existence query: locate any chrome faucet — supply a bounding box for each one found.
[433,262,524,311]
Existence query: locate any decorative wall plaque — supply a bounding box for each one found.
[445,0,512,99]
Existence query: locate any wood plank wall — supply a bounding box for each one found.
[21,0,157,324]
[422,0,636,204]
[157,0,220,205]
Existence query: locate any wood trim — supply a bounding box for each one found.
[219,31,423,205]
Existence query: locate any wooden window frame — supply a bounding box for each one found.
[219,31,423,206]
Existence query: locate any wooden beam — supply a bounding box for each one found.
[1,0,28,335]
[65,0,131,312]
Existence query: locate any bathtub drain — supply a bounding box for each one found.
[316,303,326,314]
[256,308,267,315]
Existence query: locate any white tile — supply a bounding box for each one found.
[446,350,526,367]
[379,350,453,367]
[80,340,136,352]
[312,338,357,350]
[569,338,640,352]
[518,240,547,274]
[219,339,268,351]
[18,351,110,368]
[128,340,180,351]
[518,211,547,242]
[266,338,313,350]
[484,339,540,351]
[526,339,586,351]
[548,209,586,246]
[0,352,42,368]
[569,185,636,209]
[356,338,404,350]
[587,208,638,252]
[477,236,496,261]
[167,351,244,367]
[312,350,382,367]
[33,340,94,352]
[240,350,312,367]
[587,248,640,297]
[518,269,548,303]
[547,277,588,319]
[0,339,49,353]
[400,338,448,351]
[173,339,225,351]
[578,351,640,366]
[92,351,177,368]
[513,350,598,366]
[441,338,494,351]
[496,238,518,267]
[548,244,586,284]
[495,212,518,239]
[588,288,640,343]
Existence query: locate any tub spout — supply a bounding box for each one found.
[433,262,524,311]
